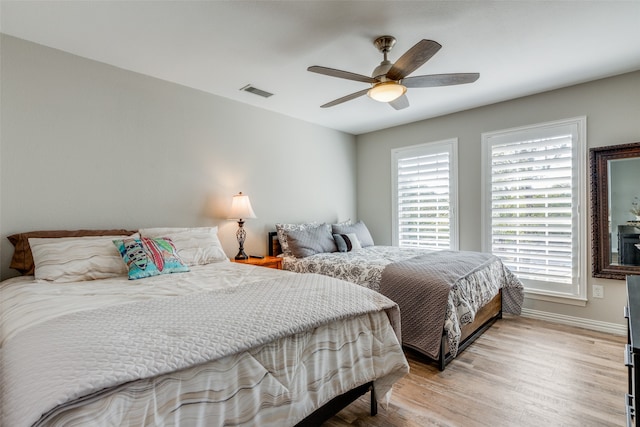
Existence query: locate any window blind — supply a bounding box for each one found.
[489,134,574,284]
[397,150,452,250]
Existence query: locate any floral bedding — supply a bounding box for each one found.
[282,246,429,292]
[282,246,524,359]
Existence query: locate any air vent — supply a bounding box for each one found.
[239,84,273,98]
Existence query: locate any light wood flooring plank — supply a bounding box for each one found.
[325,314,626,427]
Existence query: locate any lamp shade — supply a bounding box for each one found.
[367,81,407,103]
[228,192,256,220]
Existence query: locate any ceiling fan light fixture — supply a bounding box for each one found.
[367,81,407,103]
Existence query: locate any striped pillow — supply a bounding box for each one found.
[29,234,139,282]
[333,233,362,252]
[139,227,227,265]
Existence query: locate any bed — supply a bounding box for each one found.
[0,227,409,426]
[269,221,524,370]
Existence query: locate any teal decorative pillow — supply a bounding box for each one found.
[113,237,189,280]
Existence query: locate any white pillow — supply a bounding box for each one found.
[29,234,138,283]
[138,227,228,265]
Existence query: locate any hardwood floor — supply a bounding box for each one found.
[325,314,626,427]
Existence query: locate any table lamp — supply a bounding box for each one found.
[228,192,256,260]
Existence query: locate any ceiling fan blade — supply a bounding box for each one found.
[402,73,480,88]
[385,40,442,81]
[308,66,378,84]
[320,88,370,108]
[389,94,409,110]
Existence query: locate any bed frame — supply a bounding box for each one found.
[268,232,503,371]
[434,291,501,371]
[296,381,376,426]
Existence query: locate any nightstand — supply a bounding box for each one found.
[232,256,282,270]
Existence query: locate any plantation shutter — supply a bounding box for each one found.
[394,141,456,250]
[488,128,576,285]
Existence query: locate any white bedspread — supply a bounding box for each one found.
[0,262,408,426]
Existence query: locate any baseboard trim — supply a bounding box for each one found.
[520,308,626,336]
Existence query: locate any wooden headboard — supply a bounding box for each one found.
[268,231,282,257]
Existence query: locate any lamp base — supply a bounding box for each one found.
[235,219,249,260]
[235,250,249,260]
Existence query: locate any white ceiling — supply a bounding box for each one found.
[2,1,639,135]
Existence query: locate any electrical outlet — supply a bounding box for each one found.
[592,284,604,299]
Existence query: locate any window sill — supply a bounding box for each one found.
[524,290,587,307]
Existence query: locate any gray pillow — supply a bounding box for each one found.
[275,222,318,257]
[331,221,374,247]
[285,224,337,258]
[333,233,362,252]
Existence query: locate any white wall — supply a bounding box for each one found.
[3,34,639,327]
[0,35,357,279]
[356,71,640,326]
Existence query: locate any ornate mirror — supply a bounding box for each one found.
[591,142,640,279]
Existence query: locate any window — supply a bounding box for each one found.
[392,139,458,250]
[481,117,586,301]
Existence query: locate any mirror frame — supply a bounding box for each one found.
[590,141,640,279]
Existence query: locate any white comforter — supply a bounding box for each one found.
[0,262,409,426]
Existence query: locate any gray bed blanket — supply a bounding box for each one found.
[380,250,522,359]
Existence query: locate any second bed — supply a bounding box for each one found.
[269,222,524,370]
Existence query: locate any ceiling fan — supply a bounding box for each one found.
[308,35,479,110]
